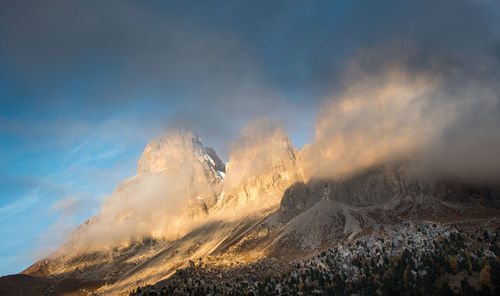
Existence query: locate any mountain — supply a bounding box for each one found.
[59,127,226,251]
[217,121,301,209]
[3,126,500,295]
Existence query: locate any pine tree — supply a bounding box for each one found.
[480,264,491,286]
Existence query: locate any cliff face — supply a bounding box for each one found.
[136,127,224,183]
[265,164,500,256]
[217,120,301,210]
[61,127,226,252]
[278,164,500,224]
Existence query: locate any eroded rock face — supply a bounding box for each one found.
[202,147,226,174]
[277,164,500,226]
[137,127,223,185]
[66,127,226,251]
[220,120,301,209]
[254,164,500,258]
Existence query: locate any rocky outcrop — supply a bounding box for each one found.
[277,164,500,223]
[135,126,224,191]
[58,127,227,255]
[219,120,301,209]
[259,164,500,257]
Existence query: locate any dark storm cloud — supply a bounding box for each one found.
[0,0,297,156]
[2,0,498,94]
[0,1,272,106]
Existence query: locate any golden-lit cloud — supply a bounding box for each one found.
[299,57,447,180]
[299,44,500,184]
[221,118,300,208]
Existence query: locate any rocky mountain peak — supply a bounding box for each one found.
[138,127,205,175]
[220,120,301,208]
[60,127,228,252]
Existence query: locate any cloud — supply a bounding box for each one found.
[299,42,500,184]
[57,127,225,249]
[0,193,40,223]
[3,0,497,160]
[50,195,85,218]
[0,0,294,159]
[222,118,300,206]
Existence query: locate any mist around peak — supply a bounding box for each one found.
[59,43,500,251]
[298,44,500,186]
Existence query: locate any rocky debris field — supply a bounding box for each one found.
[132,219,500,296]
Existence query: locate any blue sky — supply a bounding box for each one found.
[1,0,499,275]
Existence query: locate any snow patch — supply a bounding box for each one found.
[200,153,216,167]
[216,170,225,179]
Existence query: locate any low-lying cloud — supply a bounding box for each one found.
[60,128,224,250]
[300,43,500,184]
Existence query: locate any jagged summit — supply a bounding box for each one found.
[137,127,223,178]
[61,127,227,252]
[220,120,301,209]
[52,122,303,255]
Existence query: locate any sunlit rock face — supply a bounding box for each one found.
[137,128,225,181]
[116,127,225,214]
[219,119,302,210]
[68,127,225,249]
[31,124,306,294]
[61,121,303,252]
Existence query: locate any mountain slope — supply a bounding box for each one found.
[14,128,500,295]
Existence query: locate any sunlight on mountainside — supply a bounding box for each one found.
[2,1,500,295]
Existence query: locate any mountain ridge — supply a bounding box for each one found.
[6,126,500,295]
